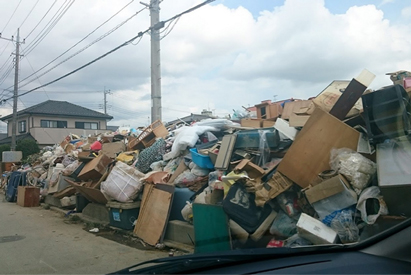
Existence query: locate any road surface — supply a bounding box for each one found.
[0,198,168,274]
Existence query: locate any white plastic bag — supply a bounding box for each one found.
[62,160,80,176]
[150,161,165,172]
[190,163,210,177]
[356,186,388,224]
[330,209,359,244]
[163,125,217,160]
[181,201,193,223]
[330,148,376,193]
[174,171,197,185]
[101,161,145,202]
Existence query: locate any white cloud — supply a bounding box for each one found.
[401,6,411,18]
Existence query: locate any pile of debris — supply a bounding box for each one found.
[3,69,411,253]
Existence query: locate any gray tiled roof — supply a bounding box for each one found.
[1,100,113,121]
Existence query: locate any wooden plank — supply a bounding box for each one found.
[133,183,154,236]
[133,186,173,246]
[214,135,236,170]
[329,79,367,120]
[192,204,231,254]
[278,108,360,188]
[65,178,107,204]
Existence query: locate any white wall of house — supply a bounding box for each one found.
[30,127,110,146]
[5,115,110,146]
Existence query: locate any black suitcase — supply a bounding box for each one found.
[222,182,272,234]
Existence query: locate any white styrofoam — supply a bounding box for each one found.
[2,151,22,162]
[273,118,298,140]
[296,213,337,245]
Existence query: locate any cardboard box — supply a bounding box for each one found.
[296,213,337,245]
[255,101,283,119]
[233,159,265,179]
[262,120,276,128]
[78,154,111,181]
[101,142,126,159]
[17,186,40,207]
[278,108,360,188]
[282,100,312,120]
[304,174,357,220]
[289,113,310,127]
[168,159,188,184]
[240,118,262,128]
[255,171,294,206]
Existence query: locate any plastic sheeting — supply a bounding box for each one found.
[163,125,217,161]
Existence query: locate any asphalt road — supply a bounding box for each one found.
[0,198,168,274]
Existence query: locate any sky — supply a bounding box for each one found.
[0,0,410,132]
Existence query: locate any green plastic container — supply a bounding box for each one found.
[106,201,141,230]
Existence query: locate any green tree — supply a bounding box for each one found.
[0,144,11,161]
[16,139,40,160]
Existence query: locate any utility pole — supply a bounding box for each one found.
[0,28,24,151]
[103,86,111,114]
[149,0,162,123]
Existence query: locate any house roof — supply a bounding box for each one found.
[0,100,113,121]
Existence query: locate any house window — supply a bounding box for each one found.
[75,122,98,130]
[18,120,26,133]
[41,120,67,128]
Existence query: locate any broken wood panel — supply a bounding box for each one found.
[329,79,367,120]
[133,187,173,246]
[278,108,360,188]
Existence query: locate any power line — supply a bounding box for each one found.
[1,0,23,33]
[0,62,14,86]
[0,41,12,59]
[0,55,12,74]
[25,0,58,39]
[0,0,216,104]
[23,55,50,100]
[19,0,40,29]
[23,0,75,56]
[18,5,146,90]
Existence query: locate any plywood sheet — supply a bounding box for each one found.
[134,185,173,246]
[278,108,359,188]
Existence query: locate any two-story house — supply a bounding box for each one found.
[0,100,113,147]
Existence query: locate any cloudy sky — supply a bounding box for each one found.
[0,0,410,132]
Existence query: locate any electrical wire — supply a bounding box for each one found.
[19,0,40,29]
[0,55,12,74]
[160,17,180,40]
[25,0,58,39]
[0,62,14,86]
[23,55,50,100]
[22,0,71,53]
[23,0,75,56]
[0,41,12,59]
[0,0,216,104]
[18,6,147,90]
[22,0,136,85]
[1,0,23,34]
